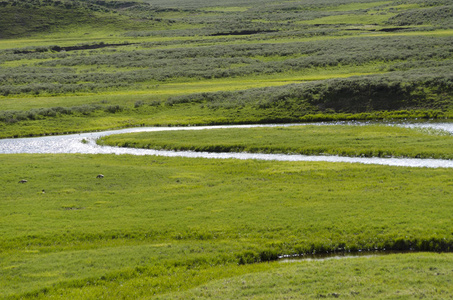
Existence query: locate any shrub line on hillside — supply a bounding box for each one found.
[11,42,136,54]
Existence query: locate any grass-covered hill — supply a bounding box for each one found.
[0,0,169,38]
[1,0,453,138]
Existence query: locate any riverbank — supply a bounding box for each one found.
[98,123,453,159]
[2,122,453,168]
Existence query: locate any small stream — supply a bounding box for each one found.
[278,250,414,262]
[1,121,453,168]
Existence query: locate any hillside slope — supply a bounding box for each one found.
[0,0,452,137]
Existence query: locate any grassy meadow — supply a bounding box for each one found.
[1,0,453,298]
[1,154,453,298]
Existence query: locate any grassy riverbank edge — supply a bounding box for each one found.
[97,123,453,159]
[0,108,450,139]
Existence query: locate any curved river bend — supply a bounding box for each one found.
[1,122,453,168]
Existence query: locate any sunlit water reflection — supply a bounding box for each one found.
[1,122,453,168]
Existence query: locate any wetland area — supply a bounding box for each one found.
[1,0,453,298]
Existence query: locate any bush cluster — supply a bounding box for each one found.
[1,35,452,96]
[387,5,453,26]
[166,69,453,113]
[0,104,119,123]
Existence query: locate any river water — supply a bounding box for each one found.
[1,122,453,168]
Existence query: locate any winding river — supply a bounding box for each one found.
[1,121,453,168]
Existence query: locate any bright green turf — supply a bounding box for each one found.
[1,154,453,298]
[159,253,453,299]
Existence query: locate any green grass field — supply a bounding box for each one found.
[159,253,453,299]
[1,0,453,298]
[1,154,453,298]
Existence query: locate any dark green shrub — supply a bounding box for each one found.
[105,105,123,113]
[134,100,144,108]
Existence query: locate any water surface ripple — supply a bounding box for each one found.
[1,122,453,168]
